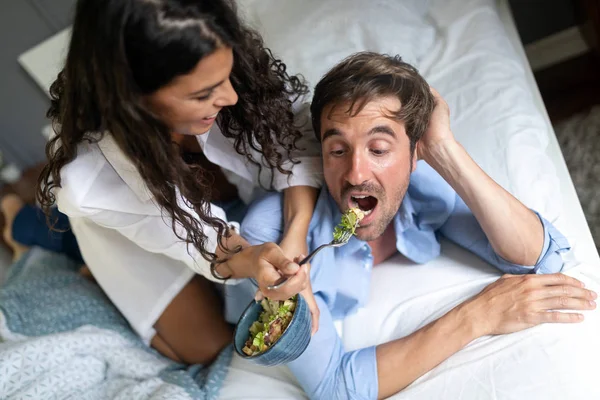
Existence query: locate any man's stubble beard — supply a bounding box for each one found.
[355,180,408,242]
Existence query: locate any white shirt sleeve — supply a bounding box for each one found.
[271,102,323,191]
[81,201,241,285]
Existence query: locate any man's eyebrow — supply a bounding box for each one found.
[368,125,396,138]
[322,127,343,142]
[187,80,225,97]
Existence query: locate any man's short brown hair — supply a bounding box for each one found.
[310,52,435,153]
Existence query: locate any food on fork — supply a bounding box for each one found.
[333,207,365,242]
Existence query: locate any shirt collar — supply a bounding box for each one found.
[394,193,415,234]
[97,133,154,202]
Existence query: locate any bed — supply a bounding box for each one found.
[219,0,600,398]
[14,0,600,399]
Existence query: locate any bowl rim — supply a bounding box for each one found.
[233,294,308,359]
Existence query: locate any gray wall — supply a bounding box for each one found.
[0,0,75,170]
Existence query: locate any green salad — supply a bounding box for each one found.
[333,207,365,242]
[242,297,297,356]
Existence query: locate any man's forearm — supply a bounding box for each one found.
[424,139,544,266]
[376,302,479,399]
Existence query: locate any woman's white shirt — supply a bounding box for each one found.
[55,103,322,342]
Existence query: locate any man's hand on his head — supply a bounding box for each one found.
[416,88,456,163]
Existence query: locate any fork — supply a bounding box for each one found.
[266,228,355,290]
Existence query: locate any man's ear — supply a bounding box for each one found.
[411,144,419,172]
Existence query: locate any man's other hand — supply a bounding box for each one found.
[463,273,597,337]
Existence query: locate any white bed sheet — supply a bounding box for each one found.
[220,1,600,399]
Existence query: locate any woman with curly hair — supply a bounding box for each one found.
[37,0,321,364]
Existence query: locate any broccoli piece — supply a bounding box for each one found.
[277,305,290,317]
[333,207,365,241]
[252,331,265,349]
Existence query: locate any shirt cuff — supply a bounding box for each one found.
[532,211,571,274]
[491,211,570,275]
[313,345,379,400]
[357,345,380,400]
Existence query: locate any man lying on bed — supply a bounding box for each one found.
[232,52,597,399]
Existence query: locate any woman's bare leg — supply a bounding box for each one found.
[1,194,30,260]
[151,275,233,365]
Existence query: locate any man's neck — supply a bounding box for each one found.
[367,223,397,265]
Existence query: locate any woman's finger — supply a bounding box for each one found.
[301,288,320,335]
[264,264,308,300]
[278,261,300,276]
[262,243,299,275]
[254,290,264,302]
[294,254,318,333]
[255,260,285,288]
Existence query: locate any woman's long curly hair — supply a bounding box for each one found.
[37,0,308,271]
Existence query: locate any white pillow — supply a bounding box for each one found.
[237,0,436,93]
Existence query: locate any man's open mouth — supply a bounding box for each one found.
[349,194,378,216]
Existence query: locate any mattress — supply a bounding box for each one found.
[219,1,600,399]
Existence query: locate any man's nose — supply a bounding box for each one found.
[214,79,238,107]
[344,151,370,186]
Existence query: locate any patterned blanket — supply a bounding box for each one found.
[0,247,231,400]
